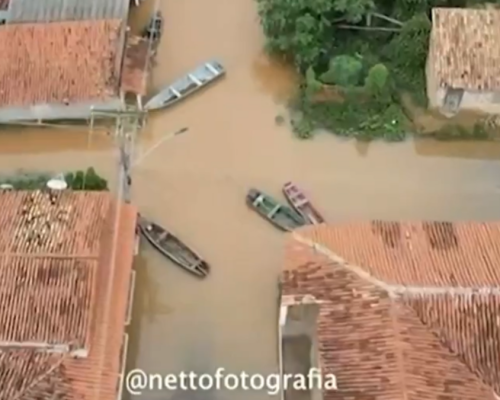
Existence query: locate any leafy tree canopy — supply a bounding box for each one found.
[320,55,363,86]
[256,0,375,69]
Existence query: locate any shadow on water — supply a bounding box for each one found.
[125,252,175,400]
[251,53,298,103]
[136,250,174,324]
[354,140,370,157]
[124,253,147,400]
[413,137,500,160]
[0,126,113,155]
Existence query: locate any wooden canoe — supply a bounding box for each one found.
[144,60,226,111]
[282,182,325,225]
[137,216,209,278]
[246,188,306,232]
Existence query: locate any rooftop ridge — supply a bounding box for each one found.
[0,342,69,351]
[389,300,409,400]
[292,232,398,294]
[293,232,500,295]
[1,253,99,259]
[11,353,68,400]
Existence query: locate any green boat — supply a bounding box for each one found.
[246,188,306,232]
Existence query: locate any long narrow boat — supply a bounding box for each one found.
[282,182,325,225]
[246,188,306,232]
[137,216,209,278]
[144,60,226,111]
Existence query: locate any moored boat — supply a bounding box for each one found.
[282,182,325,225]
[138,215,209,278]
[144,60,226,111]
[141,11,163,42]
[246,188,306,232]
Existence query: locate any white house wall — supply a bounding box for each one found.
[435,87,500,114]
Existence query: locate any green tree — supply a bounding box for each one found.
[333,0,375,23]
[364,63,389,99]
[385,13,431,77]
[320,55,363,86]
[305,66,323,96]
[256,0,374,69]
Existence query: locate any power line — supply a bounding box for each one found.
[89,0,161,397]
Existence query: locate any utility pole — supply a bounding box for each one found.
[89,105,147,204]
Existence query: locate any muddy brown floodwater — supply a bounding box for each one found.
[3,0,500,399]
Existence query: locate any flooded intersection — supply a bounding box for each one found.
[3,1,500,400]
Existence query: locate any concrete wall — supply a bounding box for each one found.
[282,304,322,400]
[435,87,500,114]
[0,99,124,123]
[115,22,127,86]
[425,50,438,108]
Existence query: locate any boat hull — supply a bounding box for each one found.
[144,60,226,111]
[282,182,325,225]
[138,216,209,278]
[246,188,306,231]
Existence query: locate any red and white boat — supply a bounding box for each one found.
[282,182,325,225]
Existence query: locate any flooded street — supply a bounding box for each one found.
[3,0,500,399]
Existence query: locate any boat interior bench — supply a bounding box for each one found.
[268,204,281,219]
[293,198,308,208]
[157,231,169,241]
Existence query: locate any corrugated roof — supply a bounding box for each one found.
[431,8,500,90]
[7,0,129,23]
[0,191,137,400]
[0,19,122,108]
[282,222,500,399]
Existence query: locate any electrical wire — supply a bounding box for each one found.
[93,0,161,398]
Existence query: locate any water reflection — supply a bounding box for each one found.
[251,53,297,102]
[413,137,500,160]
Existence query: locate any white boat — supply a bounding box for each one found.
[144,60,226,111]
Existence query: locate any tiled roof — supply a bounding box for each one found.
[120,35,150,96]
[430,8,500,90]
[0,20,122,108]
[0,257,96,347]
[281,222,500,400]
[0,191,137,400]
[0,351,68,399]
[0,191,110,348]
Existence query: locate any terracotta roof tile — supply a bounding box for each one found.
[0,191,137,400]
[431,8,500,90]
[0,257,96,347]
[121,35,150,96]
[0,190,110,256]
[295,221,500,286]
[282,222,500,399]
[0,20,123,108]
[0,351,68,399]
